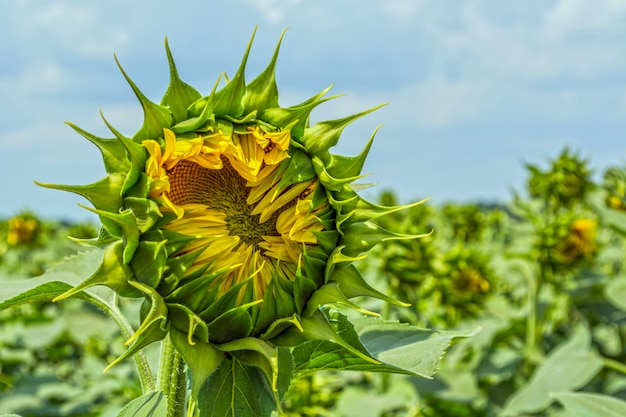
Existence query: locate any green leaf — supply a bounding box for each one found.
[335,376,418,417]
[170,328,224,404]
[116,391,167,417]
[552,392,626,417]
[605,275,626,312]
[53,242,141,301]
[500,326,604,416]
[0,250,103,309]
[198,356,276,417]
[352,316,479,377]
[292,312,477,378]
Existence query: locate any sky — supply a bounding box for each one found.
[1,0,626,220]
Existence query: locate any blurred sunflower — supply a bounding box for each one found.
[7,213,40,246]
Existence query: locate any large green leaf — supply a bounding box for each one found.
[0,249,104,310]
[0,248,154,390]
[198,356,276,417]
[605,275,626,312]
[116,391,167,417]
[552,392,626,417]
[293,311,477,378]
[500,326,604,416]
[334,376,418,417]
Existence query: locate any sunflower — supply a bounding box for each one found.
[38,29,424,407]
[7,213,40,246]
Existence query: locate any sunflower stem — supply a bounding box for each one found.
[107,294,155,393]
[158,334,187,417]
[604,358,626,376]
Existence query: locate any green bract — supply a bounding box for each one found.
[36,28,427,410]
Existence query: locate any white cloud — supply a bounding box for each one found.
[11,1,131,58]
[422,1,626,81]
[19,61,69,93]
[244,0,304,24]
[545,0,626,35]
[380,0,423,25]
[391,76,488,129]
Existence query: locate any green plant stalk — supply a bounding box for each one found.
[604,358,626,376]
[80,291,155,393]
[107,294,155,393]
[158,335,187,417]
[525,262,540,356]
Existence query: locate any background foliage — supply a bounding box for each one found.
[3,148,626,416]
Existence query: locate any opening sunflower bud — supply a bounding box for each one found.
[37,28,428,409]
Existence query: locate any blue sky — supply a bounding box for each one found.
[2,0,626,220]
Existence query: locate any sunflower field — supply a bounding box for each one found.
[3,31,626,417]
[3,147,626,416]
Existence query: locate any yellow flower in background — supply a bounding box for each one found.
[7,215,39,246]
[556,218,597,262]
[545,217,597,270]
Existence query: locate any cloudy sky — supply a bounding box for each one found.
[2,0,626,220]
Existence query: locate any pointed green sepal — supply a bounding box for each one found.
[336,194,430,228]
[52,241,141,302]
[207,300,262,344]
[131,241,168,289]
[242,28,286,114]
[99,111,148,195]
[253,276,297,335]
[35,174,125,236]
[171,74,221,134]
[313,157,368,191]
[124,197,162,232]
[160,37,202,123]
[340,221,430,258]
[67,225,118,248]
[325,126,378,179]
[276,310,380,365]
[329,264,410,307]
[211,27,257,118]
[104,280,169,372]
[259,86,336,141]
[325,245,368,277]
[78,204,140,264]
[277,149,316,190]
[168,303,210,344]
[303,282,381,317]
[167,270,223,314]
[304,103,386,161]
[65,122,130,175]
[261,314,304,341]
[114,54,173,142]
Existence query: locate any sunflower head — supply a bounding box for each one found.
[537,214,598,272]
[552,218,597,266]
[604,166,626,212]
[7,212,40,247]
[526,148,594,209]
[38,29,425,400]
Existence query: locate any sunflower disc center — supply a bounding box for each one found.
[167,159,280,246]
